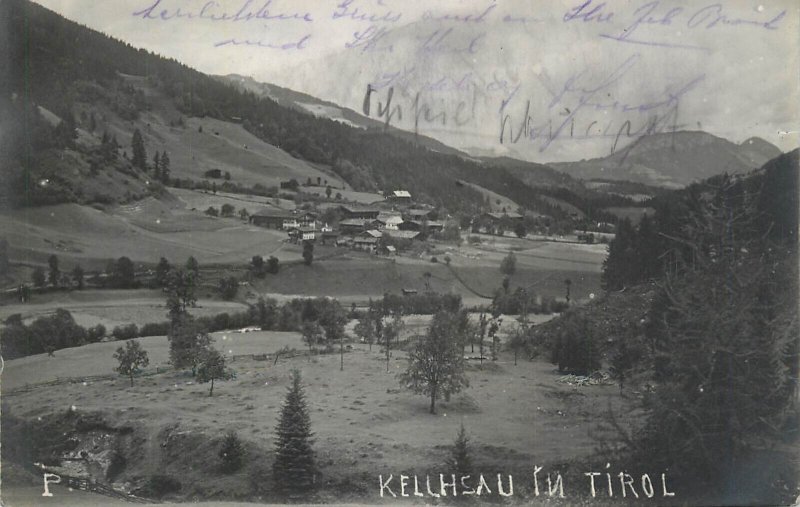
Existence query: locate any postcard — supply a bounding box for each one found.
[1,1,798,505]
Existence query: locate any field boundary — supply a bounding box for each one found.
[446,265,493,299]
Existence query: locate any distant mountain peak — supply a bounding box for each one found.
[551,130,781,188]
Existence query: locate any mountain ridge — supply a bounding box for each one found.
[551,130,782,187]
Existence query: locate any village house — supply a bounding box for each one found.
[404,208,434,221]
[288,226,317,243]
[353,236,378,253]
[387,190,412,204]
[361,229,383,240]
[483,211,524,223]
[320,229,340,245]
[250,209,294,229]
[251,209,316,230]
[378,244,397,256]
[378,213,404,230]
[398,220,445,233]
[339,218,369,235]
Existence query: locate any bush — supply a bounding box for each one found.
[139,474,182,498]
[382,292,462,315]
[212,312,232,331]
[86,324,107,343]
[218,276,238,300]
[112,323,139,341]
[139,321,170,337]
[550,316,600,375]
[106,452,126,481]
[248,459,271,495]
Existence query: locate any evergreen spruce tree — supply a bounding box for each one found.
[47,254,60,287]
[160,151,171,184]
[273,369,315,497]
[219,431,245,473]
[131,129,147,169]
[445,423,473,477]
[152,151,161,178]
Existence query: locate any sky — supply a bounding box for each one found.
[32,0,800,163]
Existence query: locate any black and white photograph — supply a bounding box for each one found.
[1,0,798,505]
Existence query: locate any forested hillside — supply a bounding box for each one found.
[531,150,799,497]
[3,0,640,222]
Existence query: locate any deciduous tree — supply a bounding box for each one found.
[398,310,469,414]
[196,348,230,396]
[168,315,212,373]
[114,339,150,387]
[500,251,516,278]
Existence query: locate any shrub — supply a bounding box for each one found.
[218,276,238,300]
[140,474,182,498]
[248,460,271,495]
[551,316,600,375]
[139,321,170,337]
[111,323,139,341]
[87,324,107,343]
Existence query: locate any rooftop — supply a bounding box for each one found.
[340,205,381,214]
[485,212,523,220]
[384,230,420,239]
[339,218,368,226]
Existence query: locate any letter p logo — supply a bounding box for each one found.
[42,472,61,497]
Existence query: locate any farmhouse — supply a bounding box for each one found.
[378,244,397,256]
[288,226,317,243]
[378,213,404,230]
[339,218,369,235]
[340,205,380,220]
[361,229,383,239]
[251,209,316,230]
[250,209,294,229]
[399,220,445,233]
[387,190,412,203]
[319,229,339,245]
[404,208,434,221]
[484,211,524,223]
[353,236,378,252]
